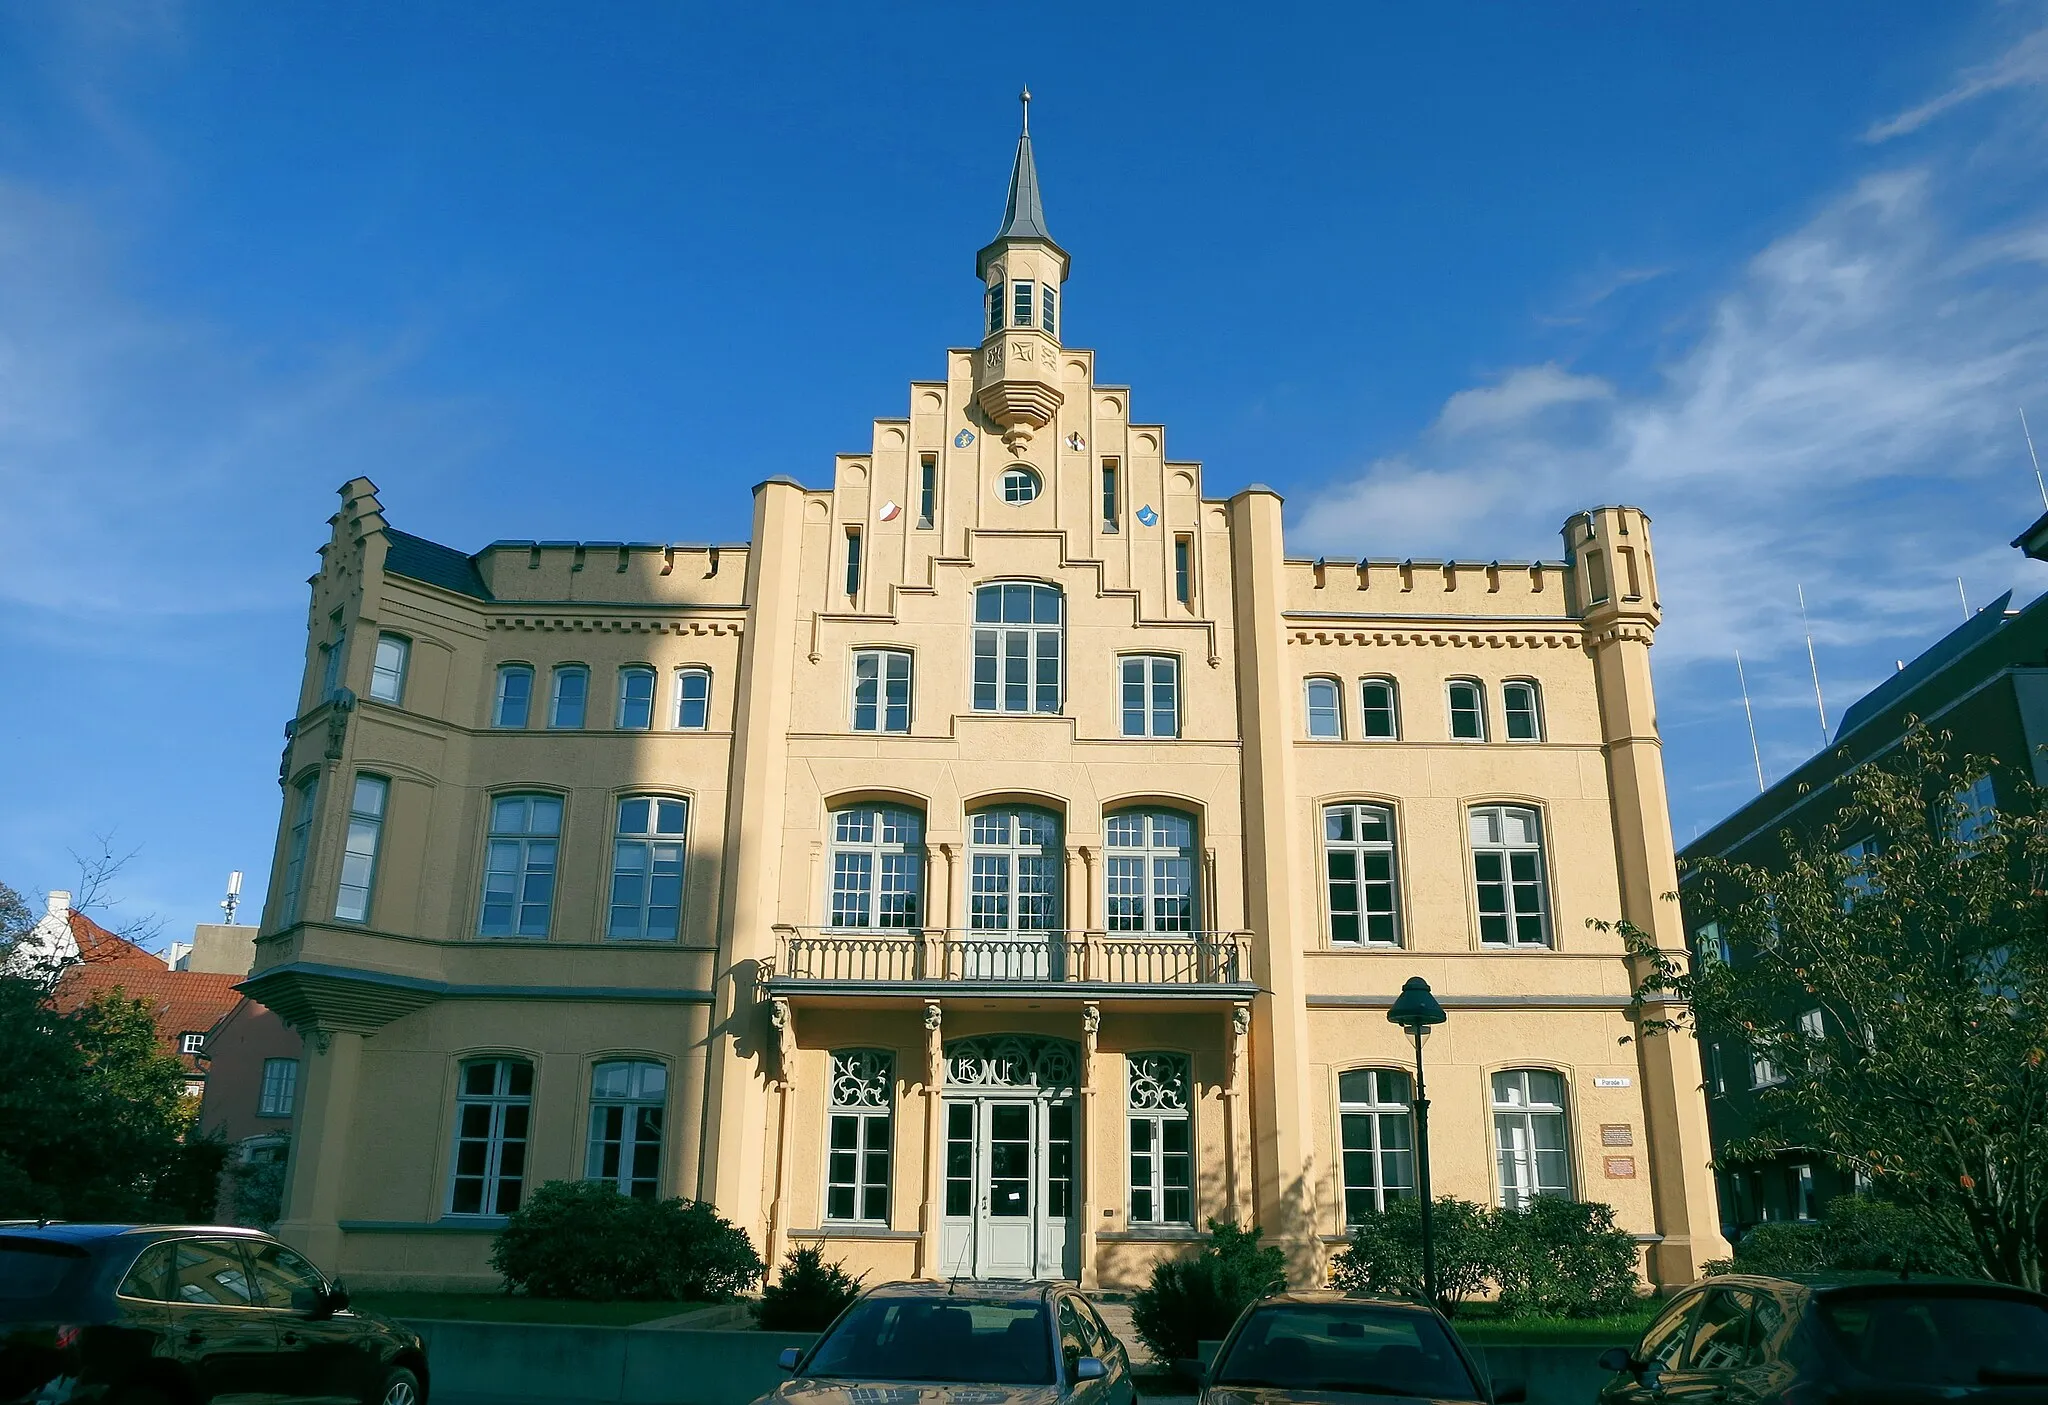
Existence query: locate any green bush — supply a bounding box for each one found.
[491,1180,765,1301]
[1130,1220,1286,1366]
[754,1246,863,1331]
[1329,1197,1496,1317]
[1491,1198,1641,1319]
[1717,1196,1978,1278]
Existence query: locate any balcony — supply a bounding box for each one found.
[767,926,1257,998]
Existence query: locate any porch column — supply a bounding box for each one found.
[1078,1001,1101,1288]
[917,1001,944,1278]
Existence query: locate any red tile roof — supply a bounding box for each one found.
[66,909,166,968]
[50,916,245,1074]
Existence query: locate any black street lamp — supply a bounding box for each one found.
[1387,976,1448,1310]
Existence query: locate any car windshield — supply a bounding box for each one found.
[1819,1289,2048,1386]
[802,1296,1054,1385]
[0,1240,87,1300]
[1213,1303,1480,1401]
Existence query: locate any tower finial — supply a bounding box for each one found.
[1020,85,1031,135]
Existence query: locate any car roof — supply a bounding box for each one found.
[1702,1272,2047,1298]
[1254,1289,1434,1312]
[0,1224,270,1248]
[859,1279,1060,1303]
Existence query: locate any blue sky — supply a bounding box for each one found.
[4,3,2047,940]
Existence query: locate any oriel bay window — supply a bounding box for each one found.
[449,1057,532,1216]
[1492,1069,1572,1208]
[1338,1069,1415,1221]
[608,797,687,940]
[825,1050,894,1223]
[1127,1053,1193,1225]
[1323,803,1400,946]
[1105,810,1196,933]
[480,794,562,938]
[829,806,924,929]
[1470,804,1550,948]
[851,649,913,734]
[586,1060,665,1200]
[278,775,317,923]
[973,582,1063,714]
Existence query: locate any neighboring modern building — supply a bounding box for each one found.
[245,106,1726,1291]
[1679,514,2048,1236]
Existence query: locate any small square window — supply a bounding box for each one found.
[180,1032,206,1056]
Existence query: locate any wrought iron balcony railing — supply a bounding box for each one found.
[768,926,1256,989]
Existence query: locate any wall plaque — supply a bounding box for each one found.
[1604,1156,1638,1179]
[1601,1123,1635,1147]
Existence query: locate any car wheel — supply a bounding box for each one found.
[372,1366,423,1405]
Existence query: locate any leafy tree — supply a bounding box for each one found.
[1711,1195,1976,1277]
[0,881,33,965]
[1329,1197,1496,1317]
[1611,726,2048,1288]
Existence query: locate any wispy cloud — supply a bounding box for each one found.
[1432,364,1615,437]
[1866,24,2048,142]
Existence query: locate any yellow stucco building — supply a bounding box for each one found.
[247,106,1726,1293]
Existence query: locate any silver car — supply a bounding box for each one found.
[763,1281,1135,1405]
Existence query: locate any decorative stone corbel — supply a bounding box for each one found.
[924,1001,944,1087]
[1227,1003,1250,1095]
[1081,1001,1100,1092]
[322,689,356,761]
[770,997,796,1088]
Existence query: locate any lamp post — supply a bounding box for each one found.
[1387,976,1447,1310]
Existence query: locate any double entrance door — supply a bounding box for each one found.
[939,1094,1077,1280]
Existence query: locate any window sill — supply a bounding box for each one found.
[791,1226,922,1241]
[340,1218,509,1234]
[1477,944,1558,954]
[1098,1226,1205,1242]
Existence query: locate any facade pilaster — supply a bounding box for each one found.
[274,1029,364,1270]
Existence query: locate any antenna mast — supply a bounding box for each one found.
[1796,583,1829,747]
[1959,577,1971,620]
[1735,652,1766,794]
[222,870,244,925]
[2025,408,2048,511]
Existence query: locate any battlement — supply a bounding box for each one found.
[470,539,750,607]
[1282,555,1575,618]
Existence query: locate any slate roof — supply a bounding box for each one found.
[383,529,492,601]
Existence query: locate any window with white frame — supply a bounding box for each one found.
[918,454,938,529]
[1492,1068,1571,1208]
[1798,1008,1824,1041]
[1000,466,1041,505]
[259,1057,298,1116]
[480,794,562,938]
[1448,679,1487,740]
[1338,1068,1415,1221]
[319,610,347,698]
[450,1057,532,1216]
[1041,283,1057,336]
[279,775,318,923]
[1305,677,1342,738]
[549,665,589,729]
[608,797,687,940]
[1012,280,1034,329]
[674,668,711,730]
[1470,805,1550,947]
[1323,803,1400,946]
[1502,680,1542,741]
[334,773,389,923]
[844,527,862,598]
[973,583,1063,714]
[616,667,656,730]
[586,1060,666,1200]
[1708,1043,1727,1097]
[1953,775,1997,852]
[494,664,534,728]
[369,633,411,704]
[1697,921,1732,965]
[1127,1053,1192,1225]
[1105,811,1196,933]
[969,807,1061,932]
[1751,1048,1784,1089]
[1360,678,1398,739]
[852,650,913,734]
[987,277,1004,334]
[829,806,924,929]
[825,1050,894,1223]
[1120,655,1180,738]
[180,1032,206,1056]
[1174,536,1193,605]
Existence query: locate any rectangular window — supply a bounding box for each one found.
[1708,1043,1726,1097]
[319,610,346,698]
[1360,679,1398,738]
[608,797,687,940]
[549,666,589,729]
[1013,280,1034,329]
[1306,678,1342,738]
[1586,548,1610,604]
[1101,459,1119,531]
[1793,1165,1816,1221]
[450,1058,533,1216]
[1041,283,1057,336]
[1448,680,1486,740]
[852,650,913,734]
[1174,535,1193,605]
[1120,655,1179,738]
[972,583,1063,714]
[944,1101,973,1216]
[334,774,389,923]
[825,1051,893,1223]
[1338,1069,1415,1221]
[259,1058,299,1116]
[616,667,656,730]
[180,1032,206,1056]
[845,527,862,599]
[369,633,410,704]
[674,668,710,730]
[1127,1054,1193,1225]
[1324,804,1400,946]
[1492,1069,1571,1208]
[918,454,937,529]
[987,282,1004,335]
[1953,775,1997,852]
[1697,921,1732,965]
[1471,805,1549,947]
[586,1060,666,1200]
[1502,681,1541,741]
[1751,1050,1783,1088]
[280,776,318,923]
[494,665,534,728]
[480,794,563,938]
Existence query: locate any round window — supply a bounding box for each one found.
[1000,466,1041,505]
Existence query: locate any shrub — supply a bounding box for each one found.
[223,1139,290,1229]
[1130,1220,1287,1366]
[754,1246,862,1331]
[1720,1196,1978,1278]
[1330,1197,1496,1317]
[1491,1197,1640,1319]
[491,1180,765,1301]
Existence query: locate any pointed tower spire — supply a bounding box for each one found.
[974,89,1069,455]
[977,87,1065,279]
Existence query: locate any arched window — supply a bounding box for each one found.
[616,666,656,730]
[674,667,711,730]
[334,773,389,923]
[608,797,687,940]
[492,664,533,728]
[1322,803,1400,947]
[1447,679,1486,740]
[1338,1069,1414,1220]
[1305,677,1342,739]
[369,633,411,704]
[1502,680,1542,741]
[450,1057,532,1216]
[1492,1069,1571,1207]
[973,583,1063,714]
[279,775,318,924]
[1360,678,1399,739]
[586,1060,665,1200]
[968,806,1061,932]
[1469,805,1549,948]
[829,806,924,929]
[825,1050,894,1223]
[549,665,589,729]
[480,794,562,938]
[1105,810,1196,933]
[1127,1053,1192,1225]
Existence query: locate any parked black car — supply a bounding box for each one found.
[1198,1290,1525,1405]
[0,1223,428,1405]
[1596,1272,2048,1403]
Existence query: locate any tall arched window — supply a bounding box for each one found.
[586,1060,665,1200]
[674,667,711,730]
[549,665,589,729]
[825,1050,894,1224]
[1127,1053,1192,1225]
[968,806,1062,932]
[616,666,656,730]
[1360,678,1399,739]
[1323,803,1400,947]
[1502,680,1542,741]
[480,794,562,938]
[1338,1069,1415,1221]
[1447,678,1486,741]
[493,664,534,728]
[1105,810,1197,933]
[973,583,1063,714]
[1492,1069,1572,1207]
[450,1057,532,1216]
[829,806,925,929]
[1305,677,1342,738]
[608,797,687,940]
[1469,804,1550,948]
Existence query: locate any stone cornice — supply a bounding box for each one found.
[1288,626,1584,650]
[487,615,743,636]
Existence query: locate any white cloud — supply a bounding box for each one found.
[1432,363,1615,438]
[1866,24,2048,142]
